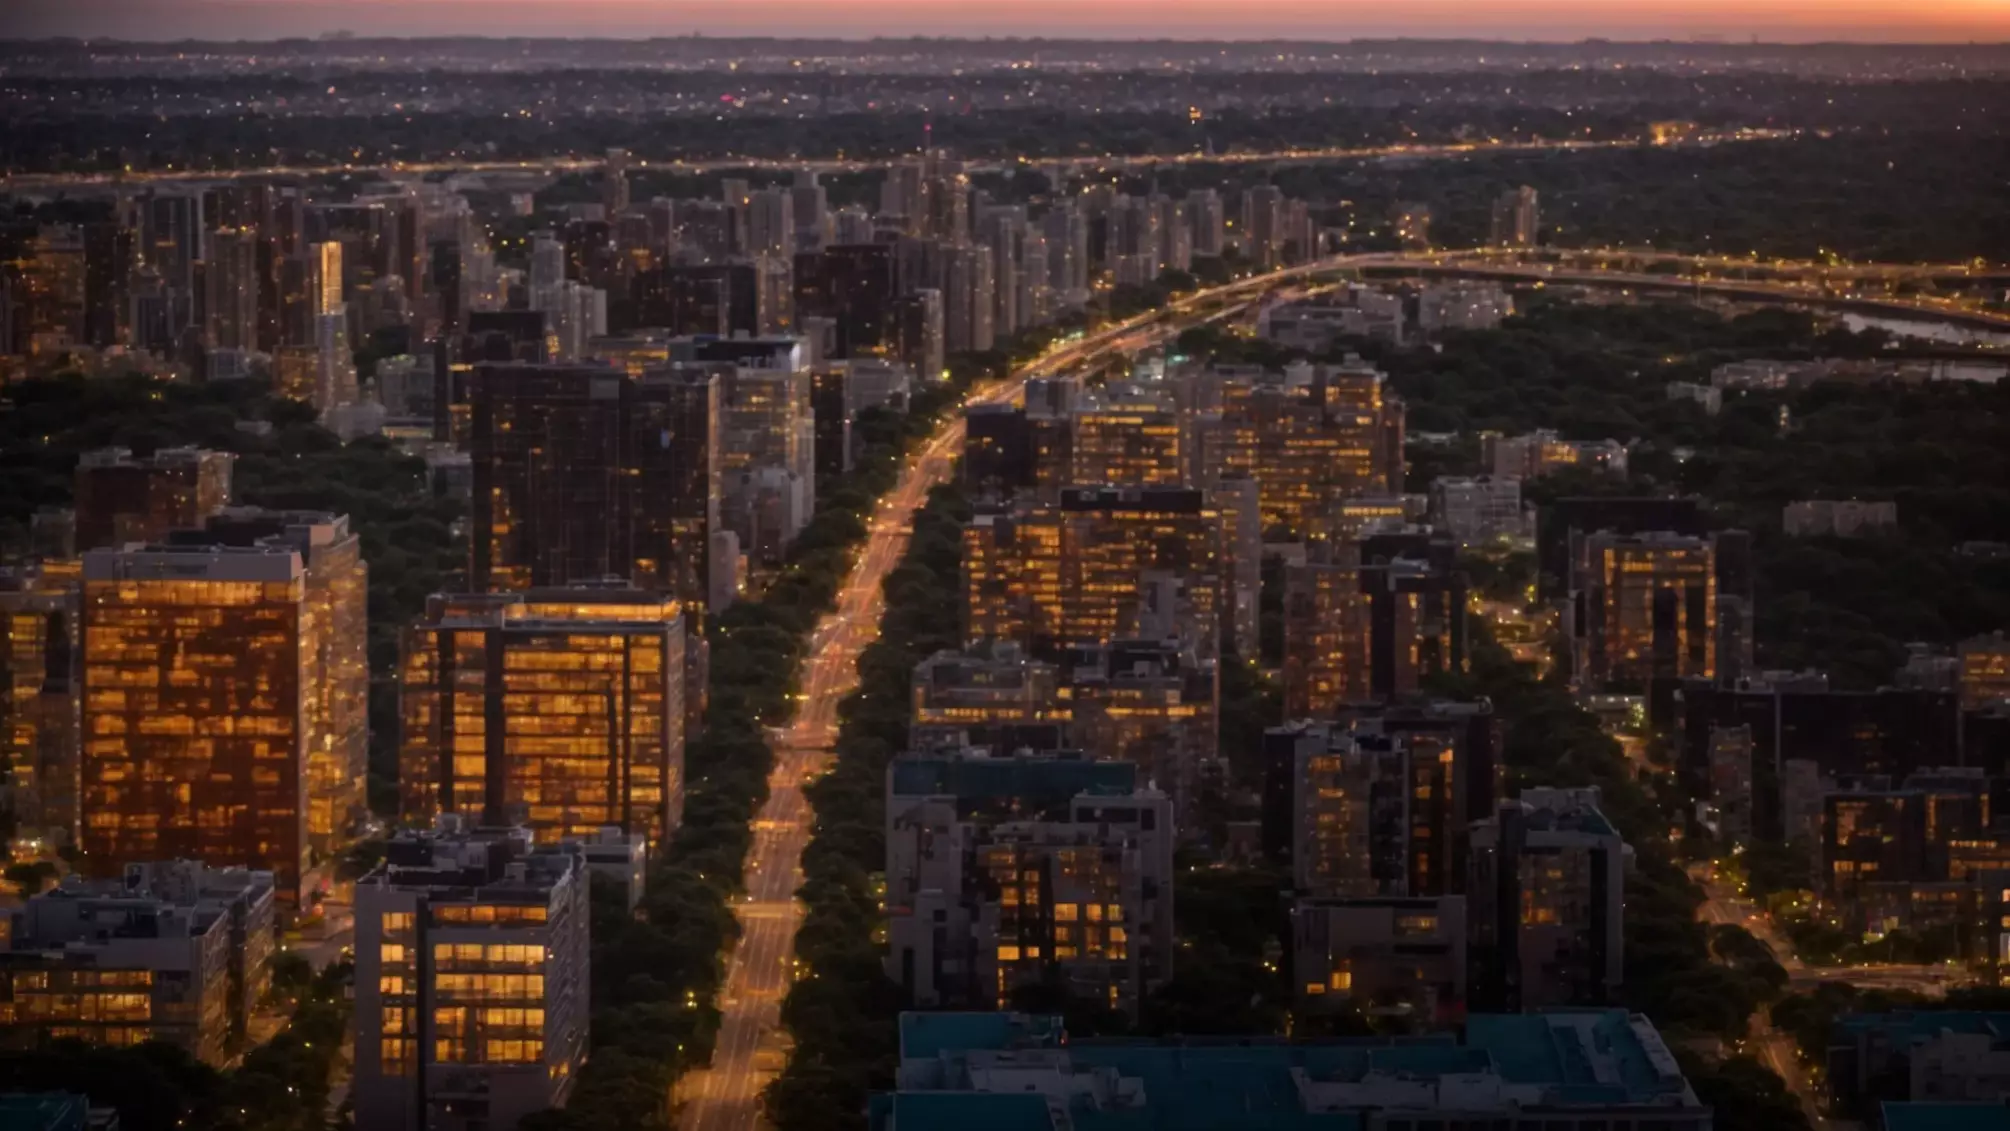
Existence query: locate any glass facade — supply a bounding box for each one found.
[400,590,686,849]
[0,576,80,848]
[80,555,315,903]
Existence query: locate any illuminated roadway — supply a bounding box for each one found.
[672,259,1343,1131]
[673,248,1997,1129]
[0,129,1791,191]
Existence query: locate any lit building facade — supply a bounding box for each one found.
[399,587,686,850]
[79,513,367,906]
[1,863,275,1066]
[1281,538,1468,719]
[1484,430,1627,481]
[884,749,1174,1017]
[467,362,720,614]
[1066,387,1186,488]
[962,487,1224,659]
[1205,358,1405,540]
[1,568,80,852]
[1961,632,2010,711]
[353,820,590,1131]
[1573,531,1717,689]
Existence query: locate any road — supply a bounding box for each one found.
[673,263,1302,1131]
[1,129,1791,191]
[1694,867,1963,1130]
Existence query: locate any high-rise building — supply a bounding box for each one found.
[793,243,896,358]
[466,362,720,611]
[1490,185,1541,248]
[884,747,1174,1016]
[893,288,945,381]
[1265,704,1496,900]
[1282,535,1468,717]
[1571,531,1717,689]
[1,862,275,1066]
[1,568,81,851]
[603,147,631,216]
[943,244,996,355]
[78,514,366,906]
[963,487,1225,659]
[398,587,686,849]
[1468,787,1628,1011]
[1186,188,1226,258]
[1066,385,1186,488]
[353,820,590,1131]
[1204,358,1405,539]
[73,446,234,552]
[203,228,260,351]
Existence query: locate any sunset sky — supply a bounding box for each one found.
[10,0,2010,41]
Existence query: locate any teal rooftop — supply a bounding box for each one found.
[877,1010,1706,1131]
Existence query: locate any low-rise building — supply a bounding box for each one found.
[1482,429,1628,480]
[1416,282,1512,335]
[1666,380,1723,414]
[1784,499,1899,538]
[1290,895,1467,1023]
[877,1008,1708,1131]
[1428,475,1529,545]
[353,818,591,1131]
[0,862,276,1066]
[1829,1012,2010,1117]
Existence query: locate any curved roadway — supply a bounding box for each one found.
[672,258,1342,1131]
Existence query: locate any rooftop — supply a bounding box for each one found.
[890,751,1138,805]
[881,1010,1701,1131]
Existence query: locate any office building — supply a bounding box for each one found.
[703,338,816,563]
[876,1008,1707,1131]
[1,863,275,1066]
[203,228,260,352]
[1468,787,1629,1011]
[963,487,1225,659]
[72,447,234,553]
[1265,704,1496,900]
[811,359,913,477]
[893,288,945,381]
[1536,496,1709,601]
[79,513,367,906]
[1281,536,1468,717]
[1428,475,1530,546]
[1484,429,1627,481]
[1290,895,1467,1022]
[353,820,590,1131]
[1065,638,1220,822]
[466,363,720,611]
[909,643,1068,751]
[1570,531,1717,689]
[1066,385,1186,488]
[1676,673,1965,842]
[794,244,896,358]
[884,748,1174,1017]
[1490,185,1540,248]
[398,586,687,850]
[963,404,1034,497]
[1205,359,1405,540]
[1,568,81,852]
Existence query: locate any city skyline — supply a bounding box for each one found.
[9,0,2010,42]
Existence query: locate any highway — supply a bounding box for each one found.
[0,129,1790,191]
[673,262,1311,1131]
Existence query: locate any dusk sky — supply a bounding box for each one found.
[10,0,2010,41]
